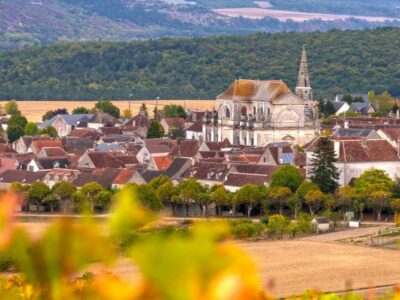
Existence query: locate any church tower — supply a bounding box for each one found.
[295,45,313,100]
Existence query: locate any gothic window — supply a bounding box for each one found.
[267,108,271,116]
[240,107,247,116]
[224,107,231,118]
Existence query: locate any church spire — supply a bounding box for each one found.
[295,44,313,100]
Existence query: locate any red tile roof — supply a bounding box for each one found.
[339,140,400,162]
[87,152,125,168]
[112,169,136,185]
[224,173,270,187]
[152,156,173,170]
[41,147,67,158]
[31,140,63,153]
[68,128,99,139]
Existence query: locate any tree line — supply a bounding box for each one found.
[2,28,400,100]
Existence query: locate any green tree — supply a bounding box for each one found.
[309,138,340,194]
[42,111,54,121]
[147,120,165,138]
[7,126,25,143]
[211,185,229,216]
[28,182,51,213]
[334,186,356,219]
[376,91,395,115]
[267,214,288,239]
[72,107,90,114]
[368,90,377,104]
[52,181,77,213]
[176,178,203,217]
[97,190,113,211]
[140,103,148,117]
[79,182,104,213]
[270,164,304,193]
[266,186,292,215]
[5,100,20,116]
[40,126,58,137]
[354,169,394,193]
[304,189,326,216]
[122,109,132,119]
[95,100,120,118]
[163,104,186,118]
[136,184,163,212]
[390,198,400,223]
[368,190,391,221]
[9,115,28,129]
[341,94,354,104]
[24,122,39,136]
[197,192,212,217]
[234,184,262,218]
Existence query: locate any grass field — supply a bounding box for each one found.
[16,221,400,297]
[9,100,216,122]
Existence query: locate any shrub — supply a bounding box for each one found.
[229,220,265,239]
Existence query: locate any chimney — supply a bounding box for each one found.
[193,112,197,122]
[334,140,340,158]
[344,120,349,129]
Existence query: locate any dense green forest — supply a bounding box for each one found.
[1,27,400,100]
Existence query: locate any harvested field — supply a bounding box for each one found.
[7,100,216,122]
[15,221,400,297]
[214,8,400,22]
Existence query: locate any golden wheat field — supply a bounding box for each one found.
[7,100,216,122]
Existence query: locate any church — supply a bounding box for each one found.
[202,46,320,146]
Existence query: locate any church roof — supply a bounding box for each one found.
[217,79,290,101]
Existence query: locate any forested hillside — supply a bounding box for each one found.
[1,28,400,100]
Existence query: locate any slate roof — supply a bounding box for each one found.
[40,114,94,127]
[333,128,376,138]
[349,103,376,114]
[164,158,192,178]
[140,170,164,183]
[34,158,70,169]
[330,101,347,112]
[0,170,48,184]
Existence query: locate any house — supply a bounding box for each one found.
[0,153,34,173]
[111,169,146,189]
[163,158,192,179]
[148,156,173,171]
[87,111,117,129]
[160,117,185,134]
[95,143,127,154]
[0,170,48,189]
[333,128,381,140]
[349,102,377,115]
[305,137,400,185]
[72,168,121,189]
[377,128,400,148]
[172,140,200,160]
[311,217,330,233]
[27,158,70,172]
[78,152,126,169]
[13,136,51,154]
[331,101,350,115]
[68,128,99,140]
[136,139,174,164]
[99,127,122,136]
[198,139,233,152]
[42,169,80,188]
[37,147,68,158]
[185,111,205,140]
[29,140,64,155]
[39,114,94,137]
[121,113,150,137]
[182,162,230,187]
[258,142,294,165]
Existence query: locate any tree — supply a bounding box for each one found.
[390,199,400,224]
[368,90,377,104]
[341,94,354,104]
[136,184,163,212]
[334,186,356,219]
[267,214,288,239]
[52,181,77,213]
[97,190,113,211]
[95,100,120,118]
[376,91,395,115]
[5,100,20,116]
[304,189,326,216]
[8,115,27,129]
[234,184,262,218]
[176,178,203,217]
[79,182,104,213]
[267,187,292,215]
[147,120,165,138]
[309,137,340,194]
[270,164,304,193]
[354,169,394,193]
[42,111,54,121]
[42,108,68,121]
[318,99,336,117]
[368,190,391,221]
[40,126,58,137]
[28,182,50,213]
[7,126,25,143]
[211,185,229,216]
[24,122,39,136]
[122,109,132,119]
[140,103,148,117]
[163,104,186,118]
[72,107,90,114]
[197,192,212,216]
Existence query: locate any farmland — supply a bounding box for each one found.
[8,100,216,122]
[16,220,400,297]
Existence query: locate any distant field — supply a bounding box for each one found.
[9,100,216,122]
[214,8,400,22]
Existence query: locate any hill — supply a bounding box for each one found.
[1,27,400,100]
[2,0,400,50]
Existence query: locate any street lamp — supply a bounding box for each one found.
[128,93,133,116]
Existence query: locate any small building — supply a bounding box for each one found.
[311,217,330,233]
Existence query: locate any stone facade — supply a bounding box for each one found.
[202,47,319,147]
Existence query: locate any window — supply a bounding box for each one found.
[243,137,247,145]
[225,107,231,118]
[250,138,254,146]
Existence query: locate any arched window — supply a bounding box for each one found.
[241,107,247,116]
[253,107,256,115]
[224,107,231,118]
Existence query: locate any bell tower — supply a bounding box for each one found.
[295,45,313,100]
